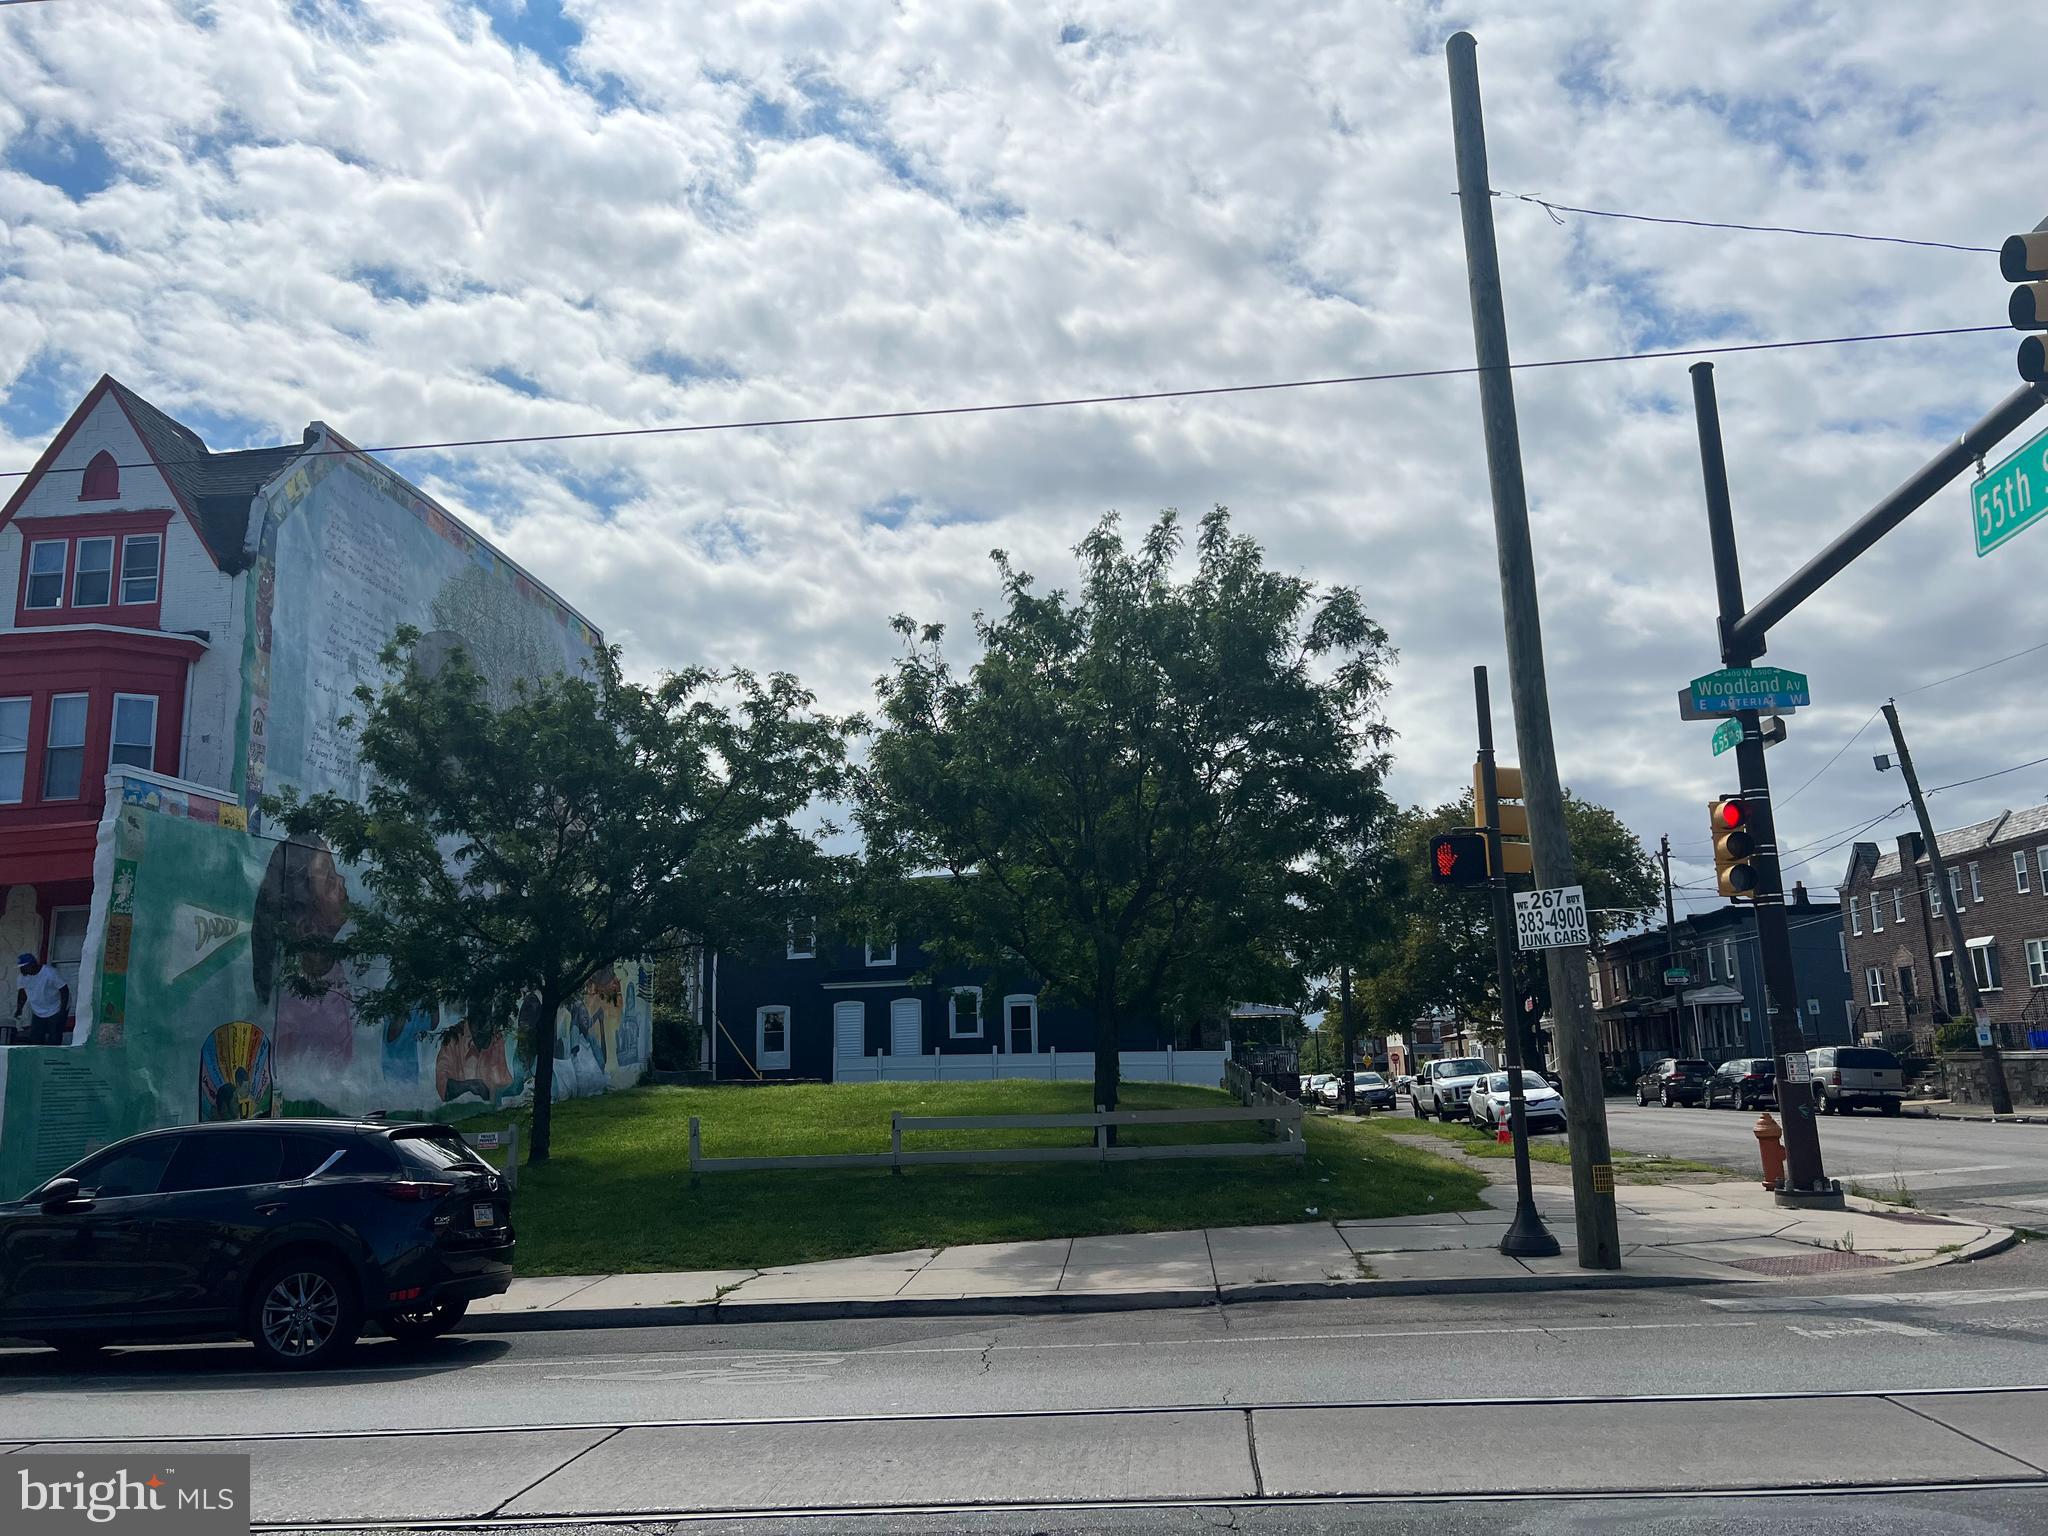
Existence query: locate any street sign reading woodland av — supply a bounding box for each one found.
[1973,423,2048,557]
[1687,667,1810,716]
[1514,885,1589,951]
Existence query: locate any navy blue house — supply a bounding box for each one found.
[700,928,1225,1084]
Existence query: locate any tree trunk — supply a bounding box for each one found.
[1093,960,1121,1113]
[528,990,561,1165]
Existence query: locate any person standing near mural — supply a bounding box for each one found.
[13,953,71,1046]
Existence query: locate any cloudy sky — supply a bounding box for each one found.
[3,0,2042,911]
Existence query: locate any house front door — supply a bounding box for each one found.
[1006,999,1037,1054]
[889,998,922,1057]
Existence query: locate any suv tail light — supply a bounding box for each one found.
[1828,1070,1843,1085]
[377,1180,455,1202]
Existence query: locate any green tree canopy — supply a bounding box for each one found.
[855,507,1397,1107]
[271,628,852,1161]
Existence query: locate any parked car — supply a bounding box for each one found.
[1635,1058,1712,1107]
[1705,1057,1777,1110]
[0,1119,514,1369]
[1469,1070,1568,1134]
[1351,1071,1396,1111]
[1808,1046,1905,1115]
[1303,1074,1335,1105]
[1393,1075,1416,1097]
[1412,1057,1491,1121]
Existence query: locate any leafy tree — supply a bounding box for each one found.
[856,507,1396,1109]
[272,628,850,1162]
[1356,789,1659,1050]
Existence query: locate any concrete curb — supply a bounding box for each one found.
[1906,1107,2048,1125]
[464,1270,1720,1334]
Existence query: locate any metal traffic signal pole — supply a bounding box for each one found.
[1476,666,1560,1259]
[1691,362,1836,1203]
[1881,701,2016,1115]
[1446,32,1620,1268]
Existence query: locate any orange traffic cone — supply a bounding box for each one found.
[1496,1114,1512,1145]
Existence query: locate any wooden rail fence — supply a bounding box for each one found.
[686,1102,1306,1175]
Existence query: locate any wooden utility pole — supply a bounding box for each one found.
[1446,31,1619,1268]
[1881,701,2015,1114]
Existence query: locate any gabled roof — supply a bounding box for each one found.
[1863,804,2048,881]
[0,375,302,574]
[103,379,302,570]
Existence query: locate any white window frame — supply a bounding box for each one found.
[948,985,984,1039]
[1869,892,1882,933]
[755,1004,792,1071]
[1950,867,1965,907]
[1864,967,1887,1006]
[1838,933,1847,972]
[0,696,27,805]
[118,532,161,606]
[2026,938,2048,991]
[25,540,67,609]
[1930,878,1944,918]
[1001,993,1039,1054]
[1849,902,1862,936]
[1707,944,1719,979]
[1967,936,2000,992]
[108,692,157,772]
[2017,851,2033,897]
[41,692,88,801]
[70,535,115,608]
[865,939,897,968]
[786,918,815,960]
[2038,847,2048,896]
[1969,862,1984,903]
[1893,886,1905,923]
[1724,940,1736,979]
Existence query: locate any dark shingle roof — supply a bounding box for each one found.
[1868,804,2048,880]
[106,379,301,571]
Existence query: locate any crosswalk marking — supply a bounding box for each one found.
[1709,1287,2048,1313]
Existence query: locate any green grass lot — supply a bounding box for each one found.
[1362,1108,1732,1178]
[459,1081,1488,1276]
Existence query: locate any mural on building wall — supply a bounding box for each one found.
[240,442,600,819]
[0,781,649,1198]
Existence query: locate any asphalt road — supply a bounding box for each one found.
[3,1241,2046,1528]
[1597,1099,2048,1231]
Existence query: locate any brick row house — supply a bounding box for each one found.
[1840,806,2048,1053]
[1589,887,1851,1076]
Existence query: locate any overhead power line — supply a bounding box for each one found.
[1495,192,1999,254]
[0,323,2007,482]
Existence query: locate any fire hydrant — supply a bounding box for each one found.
[1754,1111,1785,1191]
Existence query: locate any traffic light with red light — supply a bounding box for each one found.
[2002,228,2048,382]
[1711,795,1757,899]
[1429,830,1489,888]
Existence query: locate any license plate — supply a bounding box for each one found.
[473,1203,495,1227]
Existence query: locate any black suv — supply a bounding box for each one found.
[1706,1057,1777,1110]
[0,1120,513,1368]
[1635,1058,1712,1107]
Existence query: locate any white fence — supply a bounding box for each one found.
[830,1048,1227,1086]
[687,1101,1304,1174]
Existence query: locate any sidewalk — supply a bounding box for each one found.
[469,1178,2013,1332]
[1906,1097,2048,1125]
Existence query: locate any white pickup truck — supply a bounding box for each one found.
[1411,1056,1492,1121]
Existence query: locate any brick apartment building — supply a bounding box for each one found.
[1840,806,2048,1053]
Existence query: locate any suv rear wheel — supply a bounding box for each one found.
[247,1253,361,1370]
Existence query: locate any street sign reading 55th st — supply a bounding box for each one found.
[1974,423,2048,557]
